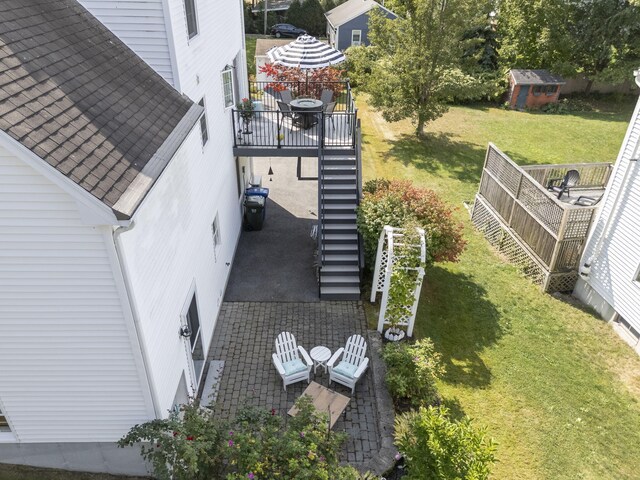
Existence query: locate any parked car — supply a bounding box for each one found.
[270,23,306,38]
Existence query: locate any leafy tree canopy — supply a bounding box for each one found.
[352,0,491,135]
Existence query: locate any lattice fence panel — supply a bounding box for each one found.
[375,250,389,292]
[473,198,546,286]
[485,147,521,195]
[546,272,579,293]
[518,176,563,233]
[554,239,585,272]
[565,208,595,238]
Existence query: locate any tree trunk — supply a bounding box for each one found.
[584,78,594,95]
[416,116,426,136]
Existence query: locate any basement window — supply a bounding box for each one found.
[0,407,10,433]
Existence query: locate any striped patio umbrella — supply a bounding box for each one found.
[267,35,345,70]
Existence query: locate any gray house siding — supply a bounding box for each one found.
[336,9,396,50]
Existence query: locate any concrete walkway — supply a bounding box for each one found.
[224,156,320,302]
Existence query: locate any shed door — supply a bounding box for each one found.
[516,85,529,109]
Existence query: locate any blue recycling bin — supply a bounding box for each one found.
[244,187,269,230]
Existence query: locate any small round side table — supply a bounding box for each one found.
[310,346,331,374]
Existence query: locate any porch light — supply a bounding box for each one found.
[179,325,192,338]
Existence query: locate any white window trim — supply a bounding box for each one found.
[0,401,15,441]
[221,68,235,109]
[351,29,362,46]
[184,0,199,41]
[633,264,640,284]
[180,281,202,393]
[198,97,209,147]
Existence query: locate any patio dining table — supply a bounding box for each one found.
[290,98,323,129]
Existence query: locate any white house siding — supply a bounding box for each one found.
[576,95,640,332]
[77,0,176,86]
[0,147,153,443]
[117,125,243,412]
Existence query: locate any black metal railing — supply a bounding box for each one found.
[248,80,355,113]
[231,108,357,150]
[354,119,364,275]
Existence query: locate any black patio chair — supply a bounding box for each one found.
[323,101,336,130]
[573,195,603,207]
[320,88,334,105]
[277,100,300,129]
[548,169,580,199]
[279,89,293,105]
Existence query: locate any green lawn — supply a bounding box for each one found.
[359,96,640,479]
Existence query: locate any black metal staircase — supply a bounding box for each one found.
[317,123,363,300]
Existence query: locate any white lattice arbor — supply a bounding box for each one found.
[371,226,426,337]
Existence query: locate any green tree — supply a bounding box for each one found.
[322,0,337,11]
[567,0,640,91]
[356,1,488,135]
[299,0,326,36]
[285,0,304,29]
[395,406,497,480]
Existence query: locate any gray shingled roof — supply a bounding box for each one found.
[0,0,201,219]
[326,0,394,27]
[510,69,565,85]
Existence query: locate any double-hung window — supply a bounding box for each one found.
[198,98,208,146]
[184,0,198,39]
[351,30,362,46]
[221,68,234,108]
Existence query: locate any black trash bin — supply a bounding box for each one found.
[243,187,269,230]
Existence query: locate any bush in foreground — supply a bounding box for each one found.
[382,338,445,408]
[394,406,497,480]
[357,179,466,269]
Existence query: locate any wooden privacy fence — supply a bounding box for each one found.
[472,143,612,292]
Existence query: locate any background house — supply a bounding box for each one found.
[574,72,640,353]
[0,0,249,475]
[508,69,565,110]
[325,0,397,51]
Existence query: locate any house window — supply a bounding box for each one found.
[212,214,221,261]
[634,265,640,283]
[184,0,198,39]
[221,69,234,108]
[545,85,557,96]
[532,85,544,96]
[351,30,362,46]
[183,293,205,384]
[198,98,208,146]
[0,407,10,432]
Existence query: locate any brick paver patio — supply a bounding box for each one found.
[204,301,381,468]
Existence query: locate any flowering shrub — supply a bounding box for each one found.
[117,402,225,480]
[225,396,362,480]
[119,398,373,480]
[382,338,445,407]
[394,406,497,480]
[259,63,346,98]
[237,98,255,119]
[357,179,466,269]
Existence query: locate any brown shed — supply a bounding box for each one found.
[508,69,565,110]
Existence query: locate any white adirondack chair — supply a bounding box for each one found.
[272,332,313,391]
[328,334,369,394]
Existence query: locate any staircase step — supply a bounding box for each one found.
[320,274,360,287]
[323,233,358,243]
[322,193,357,203]
[319,285,361,300]
[321,264,360,275]
[324,156,356,163]
[323,174,357,184]
[323,243,358,252]
[323,253,359,265]
[322,204,356,214]
[322,166,356,175]
[322,183,357,192]
[323,213,356,223]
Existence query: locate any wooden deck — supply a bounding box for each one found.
[472,143,612,292]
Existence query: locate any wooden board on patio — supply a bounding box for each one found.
[288,381,350,429]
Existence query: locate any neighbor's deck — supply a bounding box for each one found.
[472,143,612,292]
